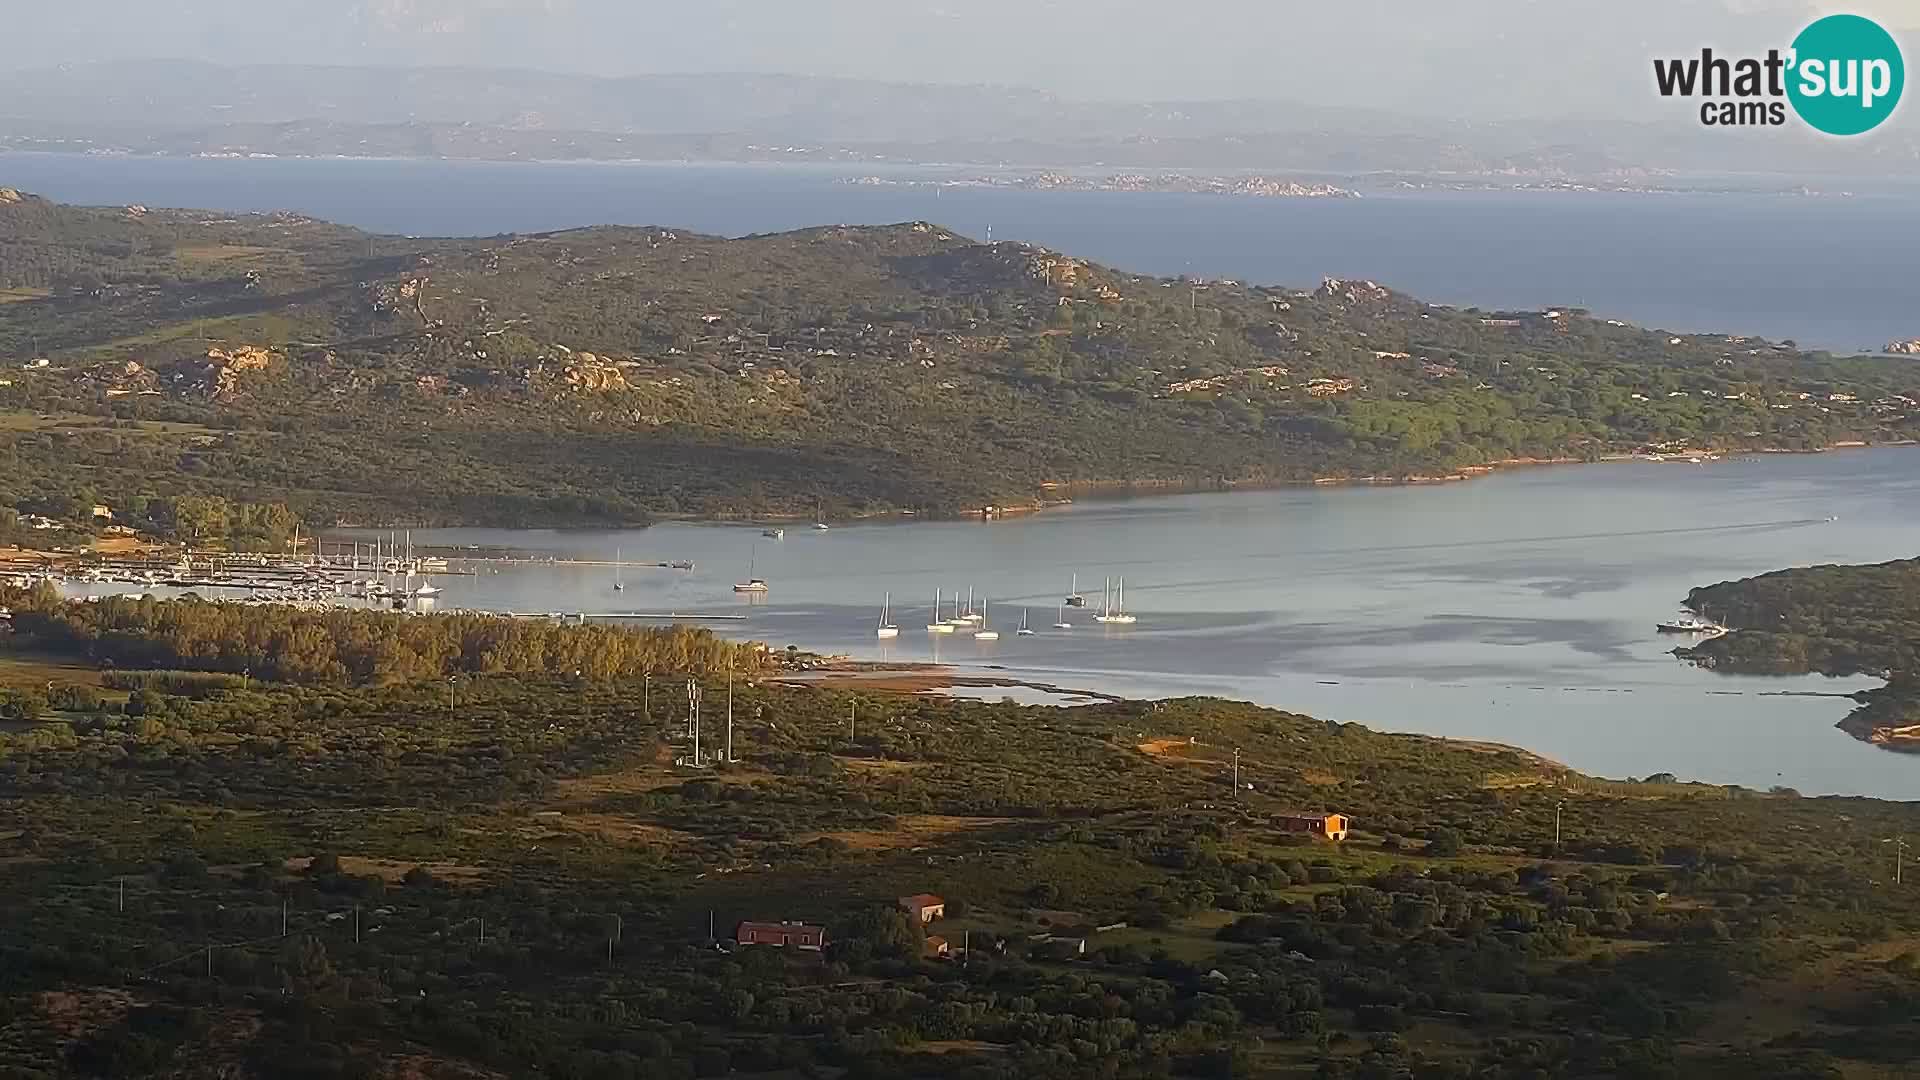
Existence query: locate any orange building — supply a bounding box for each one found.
[1275,812,1352,842]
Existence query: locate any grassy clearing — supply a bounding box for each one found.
[0,650,109,689]
[0,410,221,437]
[173,245,284,266]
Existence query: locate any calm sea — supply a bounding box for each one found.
[5,153,1920,351]
[295,450,1918,800]
[18,154,1920,796]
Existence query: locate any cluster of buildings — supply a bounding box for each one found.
[734,892,950,957]
[729,815,1353,960]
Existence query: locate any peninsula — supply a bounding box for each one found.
[4,188,1920,534]
[1677,557,1920,751]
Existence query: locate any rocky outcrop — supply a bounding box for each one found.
[0,187,21,206]
[171,345,279,402]
[1885,338,1920,355]
[1319,277,1392,306]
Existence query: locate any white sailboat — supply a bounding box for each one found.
[876,592,899,638]
[1064,572,1086,608]
[613,546,625,592]
[959,585,984,624]
[1095,576,1138,625]
[927,589,956,632]
[1017,608,1035,636]
[1052,603,1073,630]
[733,545,769,593]
[973,598,999,641]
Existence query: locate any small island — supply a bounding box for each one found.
[1675,558,1920,751]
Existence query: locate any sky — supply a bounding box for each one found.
[3,0,1914,118]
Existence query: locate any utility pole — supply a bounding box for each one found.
[354,904,360,944]
[688,679,702,765]
[1887,837,1910,885]
[447,675,457,722]
[281,898,287,937]
[726,660,734,763]
[1232,748,1241,797]
[643,671,651,722]
[1554,800,1565,854]
[117,877,124,913]
[849,700,856,745]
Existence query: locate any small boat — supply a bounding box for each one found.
[927,589,956,633]
[735,547,768,593]
[413,583,443,598]
[613,547,625,592]
[669,560,696,571]
[1052,603,1072,630]
[1656,617,1725,634]
[956,585,984,624]
[1064,572,1087,608]
[974,599,999,641]
[876,592,899,639]
[813,522,830,531]
[762,528,785,540]
[1017,608,1035,636]
[1095,576,1138,625]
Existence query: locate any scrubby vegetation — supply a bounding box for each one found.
[1,582,765,685]
[3,602,1919,1078]
[1679,557,1920,752]
[5,191,1920,528]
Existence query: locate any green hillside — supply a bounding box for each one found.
[5,188,1919,528]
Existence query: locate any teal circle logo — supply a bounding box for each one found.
[1788,14,1905,135]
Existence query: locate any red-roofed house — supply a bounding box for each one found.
[735,921,827,951]
[899,893,946,924]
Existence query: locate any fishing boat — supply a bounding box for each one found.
[876,592,899,639]
[973,599,1000,641]
[613,547,625,592]
[1052,603,1073,630]
[1095,577,1138,625]
[413,582,443,599]
[669,560,696,571]
[762,528,785,540]
[927,589,957,633]
[1064,573,1087,608]
[1017,608,1035,636]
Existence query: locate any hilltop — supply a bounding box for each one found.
[4,190,1920,528]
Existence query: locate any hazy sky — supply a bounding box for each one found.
[4,0,1914,117]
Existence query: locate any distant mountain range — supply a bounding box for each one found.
[3,61,1917,176]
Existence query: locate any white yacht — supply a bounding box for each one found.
[927,590,957,633]
[1095,577,1138,625]
[876,592,899,638]
[973,599,1000,641]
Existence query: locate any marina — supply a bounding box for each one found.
[19,448,1920,796]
